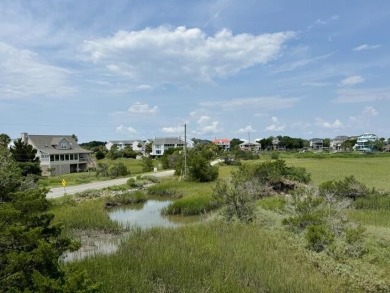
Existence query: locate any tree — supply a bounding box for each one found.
[9,139,41,176]
[71,134,78,142]
[188,152,218,182]
[0,151,98,292]
[0,133,11,149]
[141,156,154,172]
[230,138,244,150]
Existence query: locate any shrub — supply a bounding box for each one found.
[319,176,369,200]
[95,150,105,160]
[141,156,154,172]
[270,152,280,160]
[188,153,218,182]
[108,162,129,178]
[305,224,335,252]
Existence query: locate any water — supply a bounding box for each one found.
[62,199,199,262]
[108,200,179,229]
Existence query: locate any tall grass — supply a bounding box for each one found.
[348,210,390,228]
[67,222,346,292]
[162,194,219,215]
[50,196,122,234]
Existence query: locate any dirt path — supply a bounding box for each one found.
[47,170,175,199]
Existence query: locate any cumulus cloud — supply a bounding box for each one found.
[315,118,344,129]
[353,44,380,51]
[362,106,378,116]
[265,116,285,131]
[340,75,365,86]
[161,126,183,134]
[116,125,137,134]
[128,102,158,113]
[238,125,256,133]
[0,42,74,98]
[82,26,296,84]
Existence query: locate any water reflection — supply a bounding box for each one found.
[109,200,186,229]
[62,200,199,262]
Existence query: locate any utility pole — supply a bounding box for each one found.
[184,123,187,177]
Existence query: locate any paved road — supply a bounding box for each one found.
[47,170,175,199]
[47,159,223,199]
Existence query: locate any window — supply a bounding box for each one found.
[61,143,68,149]
[70,154,74,160]
[50,155,54,162]
[55,155,59,161]
[60,155,64,161]
[156,150,161,155]
[74,154,78,160]
[65,154,69,160]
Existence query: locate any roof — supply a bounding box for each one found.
[212,138,230,144]
[153,137,189,145]
[27,134,92,155]
[108,140,144,144]
[240,141,260,146]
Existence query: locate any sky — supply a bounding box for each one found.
[1,0,390,143]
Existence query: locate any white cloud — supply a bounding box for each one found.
[161,126,183,134]
[265,116,285,131]
[353,44,380,51]
[340,75,365,86]
[194,114,221,135]
[200,121,220,134]
[362,106,378,116]
[0,42,74,98]
[197,115,211,124]
[128,102,158,113]
[238,125,256,133]
[315,118,344,129]
[82,26,296,84]
[116,125,137,134]
[334,88,390,103]
[271,53,333,73]
[200,96,300,111]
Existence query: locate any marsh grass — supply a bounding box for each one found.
[354,193,390,210]
[50,196,122,234]
[348,209,390,228]
[257,196,286,212]
[67,222,346,293]
[162,194,219,215]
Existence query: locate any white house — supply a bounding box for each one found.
[151,137,194,156]
[20,133,93,176]
[239,141,261,152]
[212,138,231,151]
[105,140,147,152]
[354,133,378,151]
[330,136,349,151]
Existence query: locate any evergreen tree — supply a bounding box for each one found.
[10,138,42,176]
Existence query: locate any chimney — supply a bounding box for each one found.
[21,132,28,143]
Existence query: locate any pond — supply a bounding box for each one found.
[62,199,199,262]
[108,199,199,229]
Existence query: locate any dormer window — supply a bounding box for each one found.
[61,143,68,149]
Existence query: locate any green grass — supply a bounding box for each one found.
[50,195,122,234]
[348,209,390,228]
[162,194,218,215]
[67,222,346,293]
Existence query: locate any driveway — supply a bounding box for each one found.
[47,170,175,199]
[47,159,223,199]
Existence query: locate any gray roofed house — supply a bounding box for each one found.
[105,139,147,152]
[151,137,194,156]
[21,133,93,176]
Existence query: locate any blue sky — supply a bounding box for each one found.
[1,0,390,143]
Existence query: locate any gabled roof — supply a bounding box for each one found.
[27,135,92,155]
[212,138,230,144]
[153,137,193,145]
[108,140,144,144]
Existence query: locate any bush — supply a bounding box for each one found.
[188,153,218,182]
[109,162,129,178]
[305,224,335,252]
[319,176,369,200]
[141,156,154,172]
[95,150,105,160]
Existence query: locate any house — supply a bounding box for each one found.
[20,133,93,176]
[309,138,323,150]
[105,140,147,152]
[272,138,280,150]
[150,137,194,156]
[239,141,261,152]
[330,136,349,151]
[353,133,378,151]
[212,138,231,151]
